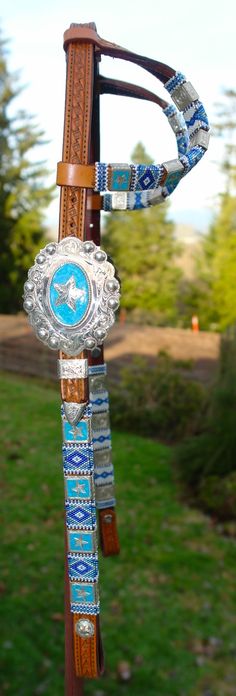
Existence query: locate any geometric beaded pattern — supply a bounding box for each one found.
[61,403,99,616]
[89,363,116,510]
[90,390,109,413]
[68,554,99,582]
[99,70,210,211]
[62,444,94,474]
[65,500,96,529]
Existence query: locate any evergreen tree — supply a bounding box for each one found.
[103,143,182,325]
[179,90,236,331]
[0,33,54,313]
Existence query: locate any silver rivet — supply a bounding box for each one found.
[46,243,56,255]
[75,619,94,638]
[107,297,119,310]
[24,280,35,293]
[106,279,119,293]
[49,335,59,348]
[103,514,113,524]
[23,298,34,311]
[36,254,46,265]
[94,250,106,263]
[85,337,96,349]
[83,241,95,253]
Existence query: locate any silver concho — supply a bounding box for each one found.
[23,238,120,356]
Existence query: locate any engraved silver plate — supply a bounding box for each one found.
[23,238,120,356]
[89,374,107,392]
[63,401,87,426]
[112,192,128,210]
[162,159,185,176]
[96,484,115,501]
[190,128,210,150]
[168,112,186,133]
[92,412,110,431]
[94,449,112,468]
[57,358,88,379]
[171,82,199,110]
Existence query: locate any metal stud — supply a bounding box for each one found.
[75,618,95,638]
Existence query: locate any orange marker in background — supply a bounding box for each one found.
[191,315,199,332]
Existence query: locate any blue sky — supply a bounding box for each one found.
[1,0,235,232]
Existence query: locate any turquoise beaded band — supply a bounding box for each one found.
[94,71,209,211]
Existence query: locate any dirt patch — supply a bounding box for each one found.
[0,315,220,385]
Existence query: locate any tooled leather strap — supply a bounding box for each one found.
[60,24,104,681]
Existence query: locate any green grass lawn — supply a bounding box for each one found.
[1,371,236,696]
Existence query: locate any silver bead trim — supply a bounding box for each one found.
[171,82,199,110]
[112,192,128,210]
[94,449,112,468]
[75,618,95,638]
[95,484,115,501]
[92,412,110,432]
[190,128,210,150]
[89,375,107,393]
[57,359,88,380]
[168,112,186,133]
[149,186,165,206]
[162,159,185,176]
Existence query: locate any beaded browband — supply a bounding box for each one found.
[57,27,210,211]
[23,22,210,687]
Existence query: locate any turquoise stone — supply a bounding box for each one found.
[68,530,95,553]
[110,168,131,191]
[70,582,97,604]
[49,262,90,327]
[63,420,89,444]
[65,476,92,500]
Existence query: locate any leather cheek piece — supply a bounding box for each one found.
[57,161,95,188]
[73,614,104,678]
[99,508,120,557]
[87,194,102,210]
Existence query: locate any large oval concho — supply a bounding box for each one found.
[23,238,120,355]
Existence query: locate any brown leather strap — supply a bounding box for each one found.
[99,509,120,556]
[98,75,168,109]
[63,24,174,83]
[59,25,103,683]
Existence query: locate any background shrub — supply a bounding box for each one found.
[175,330,236,520]
[110,352,205,442]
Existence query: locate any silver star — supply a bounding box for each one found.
[54,275,86,312]
[74,535,89,549]
[68,425,84,440]
[72,481,86,495]
[76,587,89,600]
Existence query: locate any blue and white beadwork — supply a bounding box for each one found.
[95,71,210,210]
[62,401,99,616]
[89,364,116,510]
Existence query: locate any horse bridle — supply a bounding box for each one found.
[23,22,209,688]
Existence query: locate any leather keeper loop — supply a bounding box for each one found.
[56,161,95,188]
